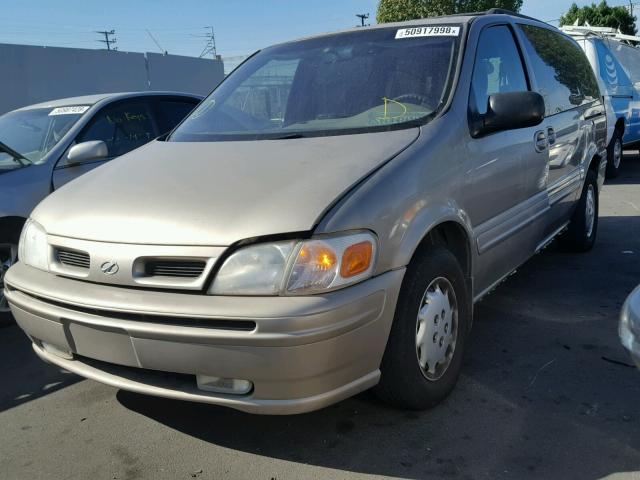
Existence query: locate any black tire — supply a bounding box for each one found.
[0,229,20,326]
[558,170,599,253]
[606,128,623,179]
[375,246,470,410]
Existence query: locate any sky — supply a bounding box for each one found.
[0,0,636,70]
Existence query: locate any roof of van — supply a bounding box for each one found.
[14,91,202,111]
[271,9,545,47]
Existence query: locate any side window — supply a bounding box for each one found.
[155,100,198,134]
[77,101,156,158]
[518,25,600,116]
[470,25,529,116]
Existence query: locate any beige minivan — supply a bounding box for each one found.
[4,10,607,414]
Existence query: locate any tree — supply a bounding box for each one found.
[376,0,523,23]
[559,1,637,35]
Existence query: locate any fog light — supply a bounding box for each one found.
[196,375,252,395]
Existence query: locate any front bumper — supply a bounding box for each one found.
[620,285,640,369]
[4,262,404,414]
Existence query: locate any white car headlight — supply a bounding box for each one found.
[209,232,377,296]
[18,219,49,272]
[209,241,296,295]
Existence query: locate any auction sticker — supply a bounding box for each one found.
[395,26,460,39]
[49,105,90,116]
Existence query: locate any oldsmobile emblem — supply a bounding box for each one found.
[100,261,119,275]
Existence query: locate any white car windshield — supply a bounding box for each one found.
[170,25,461,141]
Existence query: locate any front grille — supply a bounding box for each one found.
[56,248,90,269]
[144,260,206,278]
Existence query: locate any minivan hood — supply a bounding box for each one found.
[32,129,419,245]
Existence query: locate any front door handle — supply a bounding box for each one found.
[547,127,556,146]
[535,130,548,152]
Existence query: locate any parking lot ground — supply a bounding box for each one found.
[1,155,639,480]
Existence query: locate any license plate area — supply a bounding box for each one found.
[64,321,140,368]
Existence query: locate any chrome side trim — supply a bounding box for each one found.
[473,268,518,303]
[548,167,583,205]
[475,191,549,255]
[535,222,569,253]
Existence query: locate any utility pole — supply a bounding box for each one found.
[96,29,117,50]
[625,2,640,16]
[356,13,370,27]
[199,26,218,59]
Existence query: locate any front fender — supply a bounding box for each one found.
[385,200,474,273]
[316,119,473,277]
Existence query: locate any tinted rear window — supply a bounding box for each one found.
[518,25,600,116]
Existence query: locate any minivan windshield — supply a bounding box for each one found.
[0,106,87,167]
[170,25,461,141]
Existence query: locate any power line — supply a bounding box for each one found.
[95,29,116,50]
[145,29,167,55]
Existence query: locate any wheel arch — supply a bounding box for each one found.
[405,219,474,308]
[0,216,27,242]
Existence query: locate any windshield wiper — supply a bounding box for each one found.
[0,141,31,166]
[268,133,309,140]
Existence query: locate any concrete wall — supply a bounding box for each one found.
[0,43,224,114]
[146,52,223,97]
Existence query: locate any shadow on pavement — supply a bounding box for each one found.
[118,215,640,479]
[608,150,640,186]
[0,324,82,412]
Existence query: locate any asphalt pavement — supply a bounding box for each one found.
[1,154,639,480]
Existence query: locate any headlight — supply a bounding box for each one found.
[209,232,377,296]
[209,241,295,295]
[18,219,49,272]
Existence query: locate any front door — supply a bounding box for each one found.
[465,24,548,297]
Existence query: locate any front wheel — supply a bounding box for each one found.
[559,170,599,252]
[375,246,470,410]
[0,243,18,325]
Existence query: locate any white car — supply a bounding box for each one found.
[563,25,640,178]
[620,286,640,368]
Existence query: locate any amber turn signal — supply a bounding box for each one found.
[340,241,373,278]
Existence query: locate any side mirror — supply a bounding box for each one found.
[634,81,640,90]
[66,140,108,165]
[473,91,545,137]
